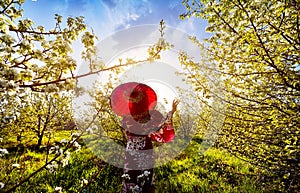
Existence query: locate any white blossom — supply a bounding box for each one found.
[61,151,71,167]
[0,80,7,88]
[54,186,62,192]
[12,163,20,168]
[81,178,88,186]
[46,162,58,173]
[86,127,93,134]
[0,148,9,157]
[71,132,80,138]
[0,182,4,189]
[49,146,64,155]
[73,141,81,150]
[60,138,69,144]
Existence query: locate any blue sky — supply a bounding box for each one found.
[22,0,210,111]
[23,0,209,39]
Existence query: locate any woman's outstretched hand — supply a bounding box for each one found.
[171,99,179,115]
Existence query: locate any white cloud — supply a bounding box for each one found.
[128,13,139,21]
[91,0,151,37]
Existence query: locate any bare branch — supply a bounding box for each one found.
[9,27,64,35]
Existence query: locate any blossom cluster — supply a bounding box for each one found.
[0,148,9,157]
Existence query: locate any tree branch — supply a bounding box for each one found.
[4,109,100,193]
[0,0,15,15]
[9,27,64,35]
[236,0,299,91]
[19,52,160,89]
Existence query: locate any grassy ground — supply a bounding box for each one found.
[0,131,268,192]
[155,140,263,193]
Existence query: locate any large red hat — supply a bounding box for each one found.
[110,82,157,117]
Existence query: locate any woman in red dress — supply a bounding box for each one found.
[110,82,179,193]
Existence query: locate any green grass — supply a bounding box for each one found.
[154,140,264,193]
[5,130,73,145]
[0,131,270,192]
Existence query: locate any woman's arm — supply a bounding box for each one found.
[170,99,180,117]
[151,99,179,143]
[163,99,179,126]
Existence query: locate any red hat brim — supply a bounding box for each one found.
[110,82,157,117]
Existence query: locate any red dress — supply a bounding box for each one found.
[121,110,174,193]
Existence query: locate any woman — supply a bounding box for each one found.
[110,82,179,193]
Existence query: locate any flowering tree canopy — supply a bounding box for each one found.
[180,0,300,191]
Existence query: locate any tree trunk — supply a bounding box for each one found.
[37,133,43,150]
